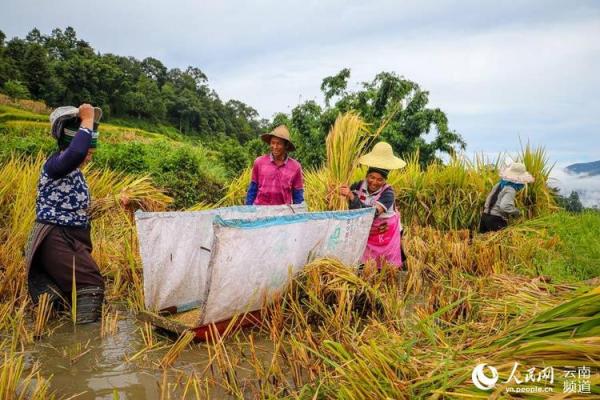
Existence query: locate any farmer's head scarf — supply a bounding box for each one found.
[500,179,525,191]
[58,117,99,150]
[367,167,390,179]
[50,106,101,150]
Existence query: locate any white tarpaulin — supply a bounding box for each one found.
[135,205,306,311]
[199,208,374,325]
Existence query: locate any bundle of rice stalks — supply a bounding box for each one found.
[263,258,400,342]
[517,142,557,218]
[87,173,172,219]
[324,112,373,210]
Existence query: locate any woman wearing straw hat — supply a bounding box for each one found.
[245,125,304,206]
[24,103,105,324]
[479,162,535,233]
[340,142,407,269]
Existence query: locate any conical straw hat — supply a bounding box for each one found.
[260,125,295,151]
[358,142,406,170]
[500,162,534,184]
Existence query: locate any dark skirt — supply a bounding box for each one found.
[28,223,104,294]
[479,213,508,233]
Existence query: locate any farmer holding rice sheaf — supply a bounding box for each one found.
[479,162,535,233]
[24,103,105,324]
[245,125,305,205]
[339,142,407,269]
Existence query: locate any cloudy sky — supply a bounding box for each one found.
[2,0,599,173]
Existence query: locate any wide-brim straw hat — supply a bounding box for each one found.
[500,162,535,184]
[260,125,295,151]
[358,142,406,170]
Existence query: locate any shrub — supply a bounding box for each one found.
[154,147,224,209]
[94,142,148,175]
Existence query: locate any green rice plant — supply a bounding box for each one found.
[413,285,600,398]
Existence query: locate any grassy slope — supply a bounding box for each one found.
[533,210,600,282]
[0,104,229,208]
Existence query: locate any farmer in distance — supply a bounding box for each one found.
[479,162,535,233]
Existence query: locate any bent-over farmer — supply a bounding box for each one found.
[479,162,535,233]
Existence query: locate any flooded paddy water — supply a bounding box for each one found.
[25,307,279,399]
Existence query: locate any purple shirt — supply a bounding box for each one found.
[250,154,304,205]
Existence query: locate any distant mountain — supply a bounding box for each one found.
[566,160,600,176]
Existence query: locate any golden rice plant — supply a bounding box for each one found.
[303,167,328,211]
[159,330,196,368]
[517,141,557,218]
[325,112,373,210]
[101,305,120,338]
[218,166,251,207]
[33,293,53,339]
[0,353,54,400]
[390,149,555,230]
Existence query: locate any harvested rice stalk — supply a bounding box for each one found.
[159,330,196,368]
[325,112,372,210]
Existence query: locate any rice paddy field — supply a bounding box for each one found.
[0,102,599,399]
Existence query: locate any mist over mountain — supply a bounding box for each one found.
[551,163,600,208]
[566,160,600,176]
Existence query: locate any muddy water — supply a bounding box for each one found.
[27,310,274,399]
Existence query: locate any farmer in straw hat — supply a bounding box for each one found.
[479,162,535,233]
[339,142,407,269]
[24,103,105,324]
[245,125,304,205]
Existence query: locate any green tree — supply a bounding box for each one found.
[287,69,465,165]
[290,100,326,168]
[124,75,166,120]
[22,43,50,99]
[566,191,584,213]
[321,68,350,106]
[141,57,167,88]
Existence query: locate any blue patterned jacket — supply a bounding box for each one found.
[35,128,93,227]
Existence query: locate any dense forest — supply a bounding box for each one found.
[0,27,466,168]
